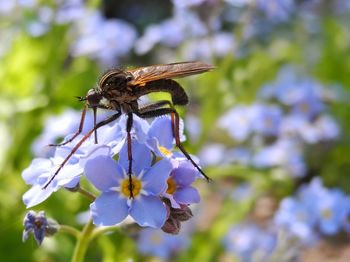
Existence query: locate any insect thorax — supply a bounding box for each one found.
[98,69,133,92]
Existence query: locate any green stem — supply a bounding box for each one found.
[90,225,121,240]
[71,219,95,262]
[77,187,96,201]
[59,225,81,238]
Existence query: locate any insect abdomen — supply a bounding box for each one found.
[136,79,189,106]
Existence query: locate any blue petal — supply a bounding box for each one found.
[174,186,200,205]
[117,114,150,143]
[85,155,123,191]
[146,138,163,157]
[148,117,174,149]
[119,140,152,174]
[23,185,55,208]
[143,159,172,195]
[90,191,128,226]
[130,195,167,228]
[22,158,52,184]
[172,164,197,187]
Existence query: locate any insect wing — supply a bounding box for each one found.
[128,61,214,86]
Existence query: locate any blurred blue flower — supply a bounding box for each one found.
[26,6,54,37]
[70,11,137,66]
[226,147,252,165]
[259,67,327,110]
[171,0,207,9]
[274,197,317,244]
[163,161,200,208]
[231,182,254,202]
[275,178,350,242]
[199,143,227,167]
[218,105,254,142]
[280,114,340,144]
[223,223,276,262]
[55,0,85,24]
[299,178,350,235]
[137,228,189,259]
[31,109,118,157]
[182,32,235,60]
[85,141,172,228]
[135,8,207,55]
[256,0,295,22]
[253,138,306,177]
[250,103,283,137]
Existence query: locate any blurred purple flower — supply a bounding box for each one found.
[163,161,200,208]
[137,228,189,259]
[85,141,172,228]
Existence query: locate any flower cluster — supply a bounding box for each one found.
[137,227,190,259]
[223,223,276,262]
[274,177,350,243]
[208,66,340,177]
[22,113,202,233]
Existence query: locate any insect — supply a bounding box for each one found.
[44,61,214,192]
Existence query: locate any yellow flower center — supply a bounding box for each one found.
[120,176,142,198]
[158,146,173,157]
[321,208,333,219]
[166,177,177,195]
[300,102,310,113]
[150,233,162,245]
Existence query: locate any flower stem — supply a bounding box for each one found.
[59,225,80,238]
[90,225,121,240]
[77,187,96,201]
[71,218,95,262]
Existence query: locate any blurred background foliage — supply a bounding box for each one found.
[1,0,350,261]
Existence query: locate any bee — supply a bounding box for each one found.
[44,61,214,191]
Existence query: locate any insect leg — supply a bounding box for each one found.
[49,105,88,147]
[93,107,98,144]
[138,100,173,112]
[136,107,210,181]
[126,112,134,198]
[43,111,122,189]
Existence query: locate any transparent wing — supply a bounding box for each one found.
[128,61,214,86]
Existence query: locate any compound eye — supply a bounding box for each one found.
[126,74,133,82]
